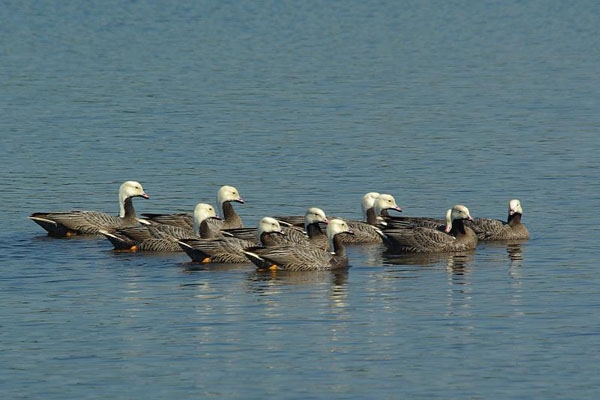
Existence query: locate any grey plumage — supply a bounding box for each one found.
[243,219,354,272]
[141,185,244,231]
[465,199,529,241]
[178,217,283,263]
[380,205,478,253]
[339,194,402,244]
[225,207,329,249]
[29,181,149,237]
[100,203,220,252]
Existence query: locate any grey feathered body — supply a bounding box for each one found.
[466,214,529,241]
[381,220,478,253]
[243,234,350,272]
[339,220,383,244]
[101,224,197,252]
[178,236,256,263]
[29,210,140,237]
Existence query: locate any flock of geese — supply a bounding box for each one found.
[29,181,529,272]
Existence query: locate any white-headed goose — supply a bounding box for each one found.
[99,203,220,252]
[379,205,478,253]
[465,199,529,240]
[243,218,354,272]
[29,181,149,237]
[178,217,283,263]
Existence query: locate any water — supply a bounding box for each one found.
[2,1,600,398]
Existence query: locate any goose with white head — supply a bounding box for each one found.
[29,181,149,237]
[465,199,529,241]
[379,205,478,253]
[243,218,355,272]
[178,217,283,263]
[99,203,221,252]
[340,194,402,244]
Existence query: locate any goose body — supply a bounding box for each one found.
[178,217,283,263]
[382,208,452,231]
[29,181,149,237]
[380,205,478,253]
[100,203,220,252]
[466,199,529,241]
[243,219,354,272]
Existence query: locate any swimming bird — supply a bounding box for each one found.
[341,194,402,244]
[99,203,220,252]
[29,181,149,237]
[465,199,529,241]
[243,218,355,272]
[379,205,478,253]
[141,185,245,231]
[224,207,330,249]
[178,217,283,263]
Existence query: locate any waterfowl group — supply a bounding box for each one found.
[29,181,530,271]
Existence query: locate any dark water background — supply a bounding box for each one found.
[2,1,600,398]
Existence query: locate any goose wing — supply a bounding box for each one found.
[30,211,123,235]
[244,244,333,271]
[466,218,507,240]
[383,227,456,253]
[179,237,254,263]
[340,221,383,244]
[141,212,193,229]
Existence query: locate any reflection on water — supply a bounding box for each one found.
[179,262,254,273]
[382,251,476,269]
[249,268,349,286]
[245,269,350,308]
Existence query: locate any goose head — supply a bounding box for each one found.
[118,181,149,217]
[444,205,472,233]
[326,219,354,239]
[509,199,523,216]
[361,192,381,218]
[304,207,328,229]
[373,194,403,221]
[451,205,473,221]
[192,203,220,235]
[326,218,354,252]
[216,185,244,214]
[257,217,284,242]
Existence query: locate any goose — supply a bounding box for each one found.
[274,192,380,227]
[29,181,149,237]
[178,217,283,263]
[341,194,402,244]
[243,218,354,272]
[465,199,529,241]
[379,205,478,253]
[225,207,329,249]
[99,203,220,252]
[141,185,244,231]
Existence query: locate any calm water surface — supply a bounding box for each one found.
[2,1,600,398]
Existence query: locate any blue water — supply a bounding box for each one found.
[2,1,600,398]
